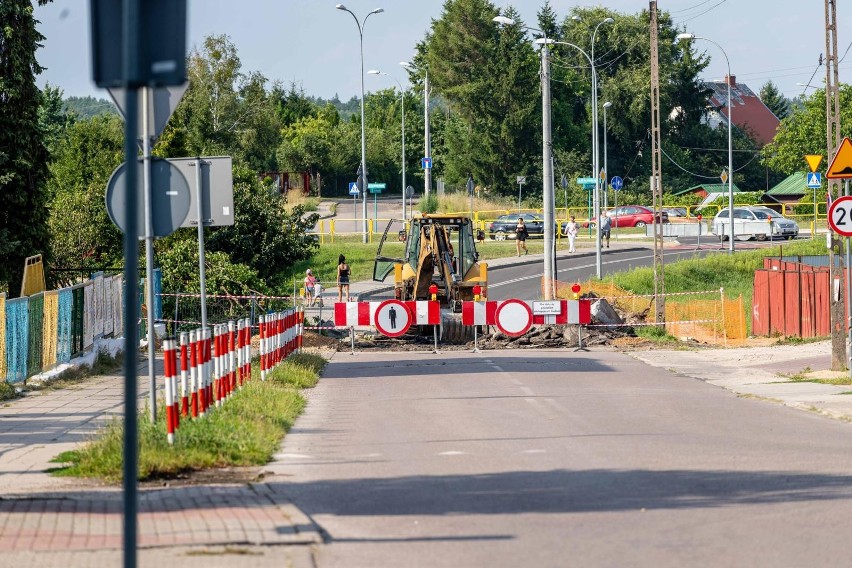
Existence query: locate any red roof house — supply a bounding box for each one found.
[704,75,781,147]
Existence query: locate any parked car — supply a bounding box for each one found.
[712,206,799,241]
[488,213,552,240]
[662,207,688,218]
[571,206,669,229]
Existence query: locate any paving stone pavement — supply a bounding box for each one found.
[0,356,321,567]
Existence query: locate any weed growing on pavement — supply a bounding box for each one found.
[50,354,326,482]
[779,367,852,386]
[0,381,17,401]
[634,325,679,344]
[27,349,122,392]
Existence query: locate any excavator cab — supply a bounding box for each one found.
[373,214,487,312]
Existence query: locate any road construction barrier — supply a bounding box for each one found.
[163,338,178,445]
[334,300,441,335]
[259,308,303,381]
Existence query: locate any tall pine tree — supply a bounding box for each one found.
[0,0,51,295]
[760,80,791,119]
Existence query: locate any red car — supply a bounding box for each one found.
[580,205,669,228]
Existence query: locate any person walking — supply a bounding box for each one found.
[515,217,529,256]
[337,254,351,302]
[564,215,579,253]
[304,269,317,306]
[599,211,612,249]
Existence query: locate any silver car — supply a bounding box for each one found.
[712,206,799,241]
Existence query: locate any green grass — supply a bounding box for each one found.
[611,239,827,331]
[50,353,326,482]
[634,324,680,344]
[0,381,17,401]
[780,366,852,386]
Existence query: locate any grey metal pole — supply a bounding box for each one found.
[541,42,555,300]
[726,63,734,253]
[401,86,406,221]
[424,69,432,199]
[358,30,369,243]
[603,101,611,210]
[518,181,522,212]
[194,159,208,329]
[121,2,140,564]
[141,87,156,425]
[846,179,851,380]
[592,66,602,278]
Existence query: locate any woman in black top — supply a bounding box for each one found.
[515,218,528,256]
[337,254,351,302]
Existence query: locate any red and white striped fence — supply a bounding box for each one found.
[259,308,304,381]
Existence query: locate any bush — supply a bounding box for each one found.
[419,193,439,214]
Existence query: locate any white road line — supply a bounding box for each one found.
[522,449,547,454]
[489,250,700,288]
[438,451,466,456]
[277,453,312,459]
[492,365,505,372]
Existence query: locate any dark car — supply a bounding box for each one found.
[488,213,548,240]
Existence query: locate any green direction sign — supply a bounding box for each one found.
[576,177,597,185]
[368,182,386,194]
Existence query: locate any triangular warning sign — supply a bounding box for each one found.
[805,154,823,172]
[826,138,852,179]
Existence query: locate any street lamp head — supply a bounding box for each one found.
[369,8,384,15]
[335,4,346,10]
[400,61,413,69]
[603,17,614,24]
[493,15,516,26]
[368,69,381,75]
[676,32,696,41]
[571,15,581,22]
[603,101,612,109]
[533,37,555,45]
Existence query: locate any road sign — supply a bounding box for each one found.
[805,154,823,173]
[108,83,188,140]
[368,182,386,194]
[494,299,532,337]
[405,185,414,198]
[827,137,852,178]
[467,176,475,195]
[807,172,822,188]
[599,168,606,181]
[532,300,561,315]
[422,157,432,169]
[106,158,191,238]
[169,157,235,227]
[720,169,729,184]
[561,174,568,189]
[611,176,623,191]
[517,176,526,184]
[577,177,597,185]
[373,299,412,337]
[828,196,852,237]
[348,182,359,196]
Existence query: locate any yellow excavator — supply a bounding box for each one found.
[373,214,487,312]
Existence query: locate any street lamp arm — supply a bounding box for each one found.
[538,39,592,68]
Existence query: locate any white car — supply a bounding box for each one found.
[712,206,799,241]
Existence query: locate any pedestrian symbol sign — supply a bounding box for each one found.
[807,172,822,188]
[373,299,412,337]
[348,182,359,196]
[826,137,852,179]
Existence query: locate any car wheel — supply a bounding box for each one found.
[785,235,794,240]
[635,221,646,228]
[756,233,767,241]
[494,231,507,241]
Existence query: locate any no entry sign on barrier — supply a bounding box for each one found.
[494,299,533,337]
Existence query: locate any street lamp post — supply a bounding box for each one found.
[368,70,407,220]
[494,16,556,298]
[677,33,734,253]
[400,61,431,200]
[336,4,384,243]
[603,101,612,210]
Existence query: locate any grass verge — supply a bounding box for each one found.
[780,367,852,386]
[50,353,327,482]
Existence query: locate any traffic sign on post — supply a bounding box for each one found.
[826,138,852,178]
[805,154,823,173]
[494,299,532,337]
[373,299,412,337]
[611,176,623,191]
[368,182,386,194]
[807,172,822,188]
[422,157,432,169]
[828,195,852,236]
[348,182,360,196]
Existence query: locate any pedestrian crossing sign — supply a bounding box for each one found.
[807,172,822,188]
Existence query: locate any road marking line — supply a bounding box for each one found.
[277,453,312,459]
[438,451,466,456]
[492,365,505,372]
[522,449,546,454]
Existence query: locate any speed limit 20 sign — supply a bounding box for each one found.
[828,196,852,237]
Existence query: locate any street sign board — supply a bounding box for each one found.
[720,169,729,184]
[421,157,432,169]
[374,299,412,337]
[169,156,235,227]
[405,185,414,198]
[827,137,852,178]
[577,177,597,185]
[368,182,386,194]
[532,300,561,315]
[611,176,623,191]
[348,182,359,196]
[106,158,191,238]
[828,196,852,237]
[494,299,532,337]
[517,176,526,184]
[805,154,823,173]
[108,83,189,140]
[807,172,822,189]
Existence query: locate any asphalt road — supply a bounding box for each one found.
[268,350,852,567]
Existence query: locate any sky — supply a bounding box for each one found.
[33,0,852,102]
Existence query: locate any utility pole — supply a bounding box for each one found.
[649,1,665,324]
[825,0,845,371]
[424,70,432,199]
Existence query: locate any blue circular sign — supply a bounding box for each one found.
[610,176,623,191]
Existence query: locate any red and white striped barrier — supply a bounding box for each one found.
[259,309,303,381]
[333,301,440,327]
[179,332,189,417]
[163,338,178,445]
[532,300,592,325]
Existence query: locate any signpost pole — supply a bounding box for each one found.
[518,181,522,213]
[846,180,851,381]
[194,159,208,330]
[374,191,377,233]
[142,87,157,424]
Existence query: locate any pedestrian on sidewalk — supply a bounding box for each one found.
[304,269,317,305]
[337,254,351,302]
[599,211,611,249]
[564,215,578,253]
[515,217,529,256]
